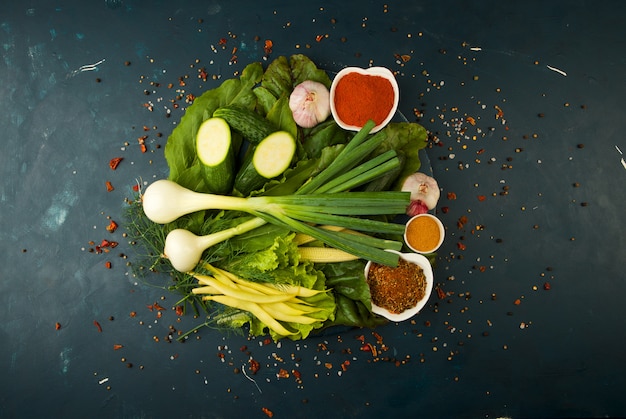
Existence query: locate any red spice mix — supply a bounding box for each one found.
[366,259,427,314]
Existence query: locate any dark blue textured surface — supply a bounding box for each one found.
[1,1,625,418]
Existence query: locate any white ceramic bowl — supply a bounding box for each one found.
[404,213,445,254]
[364,250,434,322]
[330,66,399,133]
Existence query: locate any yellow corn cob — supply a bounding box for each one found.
[293,225,347,245]
[297,246,359,263]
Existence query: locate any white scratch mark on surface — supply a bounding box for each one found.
[546,65,567,76]
[60,347,72,374]
[40,182,79,232]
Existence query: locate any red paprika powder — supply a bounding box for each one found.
[333,72,395,127]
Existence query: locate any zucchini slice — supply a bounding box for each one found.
[196,117,235,194]
[234,131,296,195]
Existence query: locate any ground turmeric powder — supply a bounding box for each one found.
[405,215,441,253]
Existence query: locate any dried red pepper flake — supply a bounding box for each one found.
[477,195,486,201]
[198,67,208,81]
[436,286,446,300]
[105,181,114,192]
[263,39,273,55]
[175,305,184,317]
[457,242,467,250]
[261,407,274,418]
[93,320,103,332]
[514,298,522,305]
[113,344,124,350]
[109,157,123,170]
[249,358,260,374]
[140,144,147,153]
[104,261,112,269]
[543,282,551,290]
[292,369,301,380]
[218,37,228,45]
[440,206,450,214]
[106,220,118,233]
[55,322,62,330]
[132,184,140,192]
[457,216,468,229]
[277,368,290,379]
[129,311,137,317]
[447,192,457,200]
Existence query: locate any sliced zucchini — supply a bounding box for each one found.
[234,131,296,196]
[196,117,235,194]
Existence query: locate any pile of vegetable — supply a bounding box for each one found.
[125,54,429,341]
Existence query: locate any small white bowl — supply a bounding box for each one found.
[364,250,433,322]
[330,66,399,133]
[404,213,445,254]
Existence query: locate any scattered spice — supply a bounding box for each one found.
[333,72,395,127]
[105,181,114,192]
[366,259,427,314]
[55,322,62,330]
[106,220,118,233]
[93,320,103,332]
[109,157,123,170]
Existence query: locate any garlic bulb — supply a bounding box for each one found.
[401,172,440,216]
[289,80,330,128]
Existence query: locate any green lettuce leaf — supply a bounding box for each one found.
[164,62,263,191]
[377,122,428,189]
[290,54,332,87]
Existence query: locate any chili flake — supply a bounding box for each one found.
[55,322,62,330]
[262,407,274,418]
[263,39,273,55]
[105,181,114,192]
[106,220,118,233]
[93,320,103,332]
[109,157,123,170]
